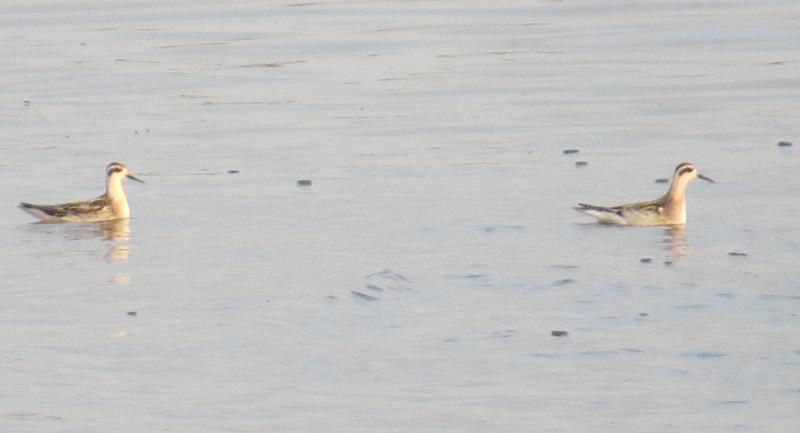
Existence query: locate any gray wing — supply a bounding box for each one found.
[20,196,109,218]
[575,197,665,216]
[574,202,625,217]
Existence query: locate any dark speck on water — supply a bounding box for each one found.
[365,284,383,292]
[492,330,515,338]
[777,141,792,147]
[655,178,670,184]
[575,161,588,167]
[351,290,379,301]
[693,351,727,359]
[664,260,673,266]
[717,400,748,405]
[759,294,800,301]
[126,311,137,317]
[481,225,525,233]
[551,278,576,287]
[227,169,240,174]
[640,257,652,263]
[729,251,747,257]
[548,264,579,270]
[639,312,649,317]
[445,273,487,280]
[551,330,569,337]
[675,304,704,311]
[365,268,412,283]
[563,149,579,154]
[297,179,312,186]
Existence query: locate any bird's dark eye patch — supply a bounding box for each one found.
[678,166,694,176]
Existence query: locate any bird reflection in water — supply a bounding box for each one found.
[100,219,131,262]
[55,219,131,262]
[663,225,688,258]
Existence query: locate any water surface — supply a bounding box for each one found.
[2,1,799,432]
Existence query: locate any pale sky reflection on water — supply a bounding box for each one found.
[2,1,799,432]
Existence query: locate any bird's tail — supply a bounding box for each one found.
[573,203,626,225]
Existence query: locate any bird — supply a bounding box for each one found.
[19,162,144,223]
[574,162,714,226]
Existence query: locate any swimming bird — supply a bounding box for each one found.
[574,162,713,226]
[20,162,144,223]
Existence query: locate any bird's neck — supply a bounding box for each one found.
[106,176,131,218]
[106,176,127,202]
[666,174,690,204]
[663,175,690,224]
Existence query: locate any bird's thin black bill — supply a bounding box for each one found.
[698,173,714,183]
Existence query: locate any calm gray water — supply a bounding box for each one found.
[2,1,799,432]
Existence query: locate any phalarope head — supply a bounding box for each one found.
[106,162,144,184]
[673,162,714,184]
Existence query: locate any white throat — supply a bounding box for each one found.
[106,174,128,202]
[668,174,692,203]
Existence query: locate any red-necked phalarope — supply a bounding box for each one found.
[574,162,714,226]
[20,162,144,223]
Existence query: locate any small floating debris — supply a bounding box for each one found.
[23,100,31,106]
[548,264,579,270]
[760,294,800,301]
[325,295,338,300]
[126,311,137,317]
[640,257,652,264]
[575,161,588,167]
[492,330,515,339]
[297,179,312,186]
[551,330,569,337]
[777,141,792,147]
[365,268,411,283]
[481,225,525,233]
[551,278,576,287]
[227,169,240,174]
[728,251,747,257]
[654,178,670,184]
[562,149,579,155]
[639,312,649,317]
[351,290,379,301]
[717,400,748,406]
[693,351,727,359]
[365,284,383,292]
[445,273,487,280]
[663,260,673,266]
